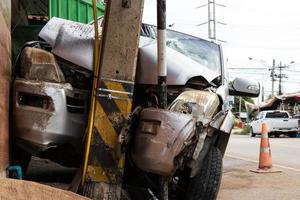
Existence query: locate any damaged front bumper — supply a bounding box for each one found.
[12,79,88,154]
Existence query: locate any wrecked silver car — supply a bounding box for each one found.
[12,18,260,189]
[123,24,260,199]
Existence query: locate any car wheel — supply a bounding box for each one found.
[185,147,222,200]
[250,128,256,137]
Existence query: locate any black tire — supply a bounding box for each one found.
[250,128,256,137]
[185,147,223,200]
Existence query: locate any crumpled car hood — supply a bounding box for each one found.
[39,18,220,86]
[39,17,95,71]
[136,38,220,85]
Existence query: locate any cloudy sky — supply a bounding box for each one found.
[143,0,300,100]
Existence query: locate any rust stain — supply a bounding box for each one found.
[108,112,124,127]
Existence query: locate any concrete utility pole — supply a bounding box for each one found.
[271,59,275,96]
[239,96,242,114]
[261,86,265,101]
[277,62,288,95]
[196,0,226,42]
[278,62,283,95]
[248,58,295,97]
[82,0,145,198]
[208,0,216,40]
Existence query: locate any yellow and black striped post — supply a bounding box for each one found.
[82,0,144,199]
[84,79,134,199]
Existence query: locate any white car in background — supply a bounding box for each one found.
[250,110,298,138]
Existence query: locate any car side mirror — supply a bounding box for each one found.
[229,78,260,97]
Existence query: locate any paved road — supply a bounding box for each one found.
[26,134,300,200]
[218,133,300,200]
[225,134,300,170]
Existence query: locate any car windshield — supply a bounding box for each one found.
[141,24,222,74]
[92,20,222,75]
[266,112,289,118]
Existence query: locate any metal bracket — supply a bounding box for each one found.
[97,87,133,101]
[122,0,131,8]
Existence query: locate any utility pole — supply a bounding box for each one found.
[248,58,294,97]
[271,59,275,96]
[196,0,226,42]
[208,0,216,40]
[277,61,288,95]
[157,0,167,109]
[279,62,282,95]
[261,86,265,101]
[239,96,242,114]
[157,1,169,198]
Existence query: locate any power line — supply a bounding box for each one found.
[223,43,300,51]
[228,67,268,70]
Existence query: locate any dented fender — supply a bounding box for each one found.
[210,110,234,134]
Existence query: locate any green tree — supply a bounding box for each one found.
[232,96,254,113]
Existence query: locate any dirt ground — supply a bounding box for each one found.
[0,177,88,200]
[26,157,77,190]
[218,156,300,200]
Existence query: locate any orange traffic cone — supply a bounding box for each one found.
[250,122,281,173]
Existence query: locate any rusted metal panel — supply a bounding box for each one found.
[0,0,11,177]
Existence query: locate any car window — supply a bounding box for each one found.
[265,112,289,118]
[141,24,222,75]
